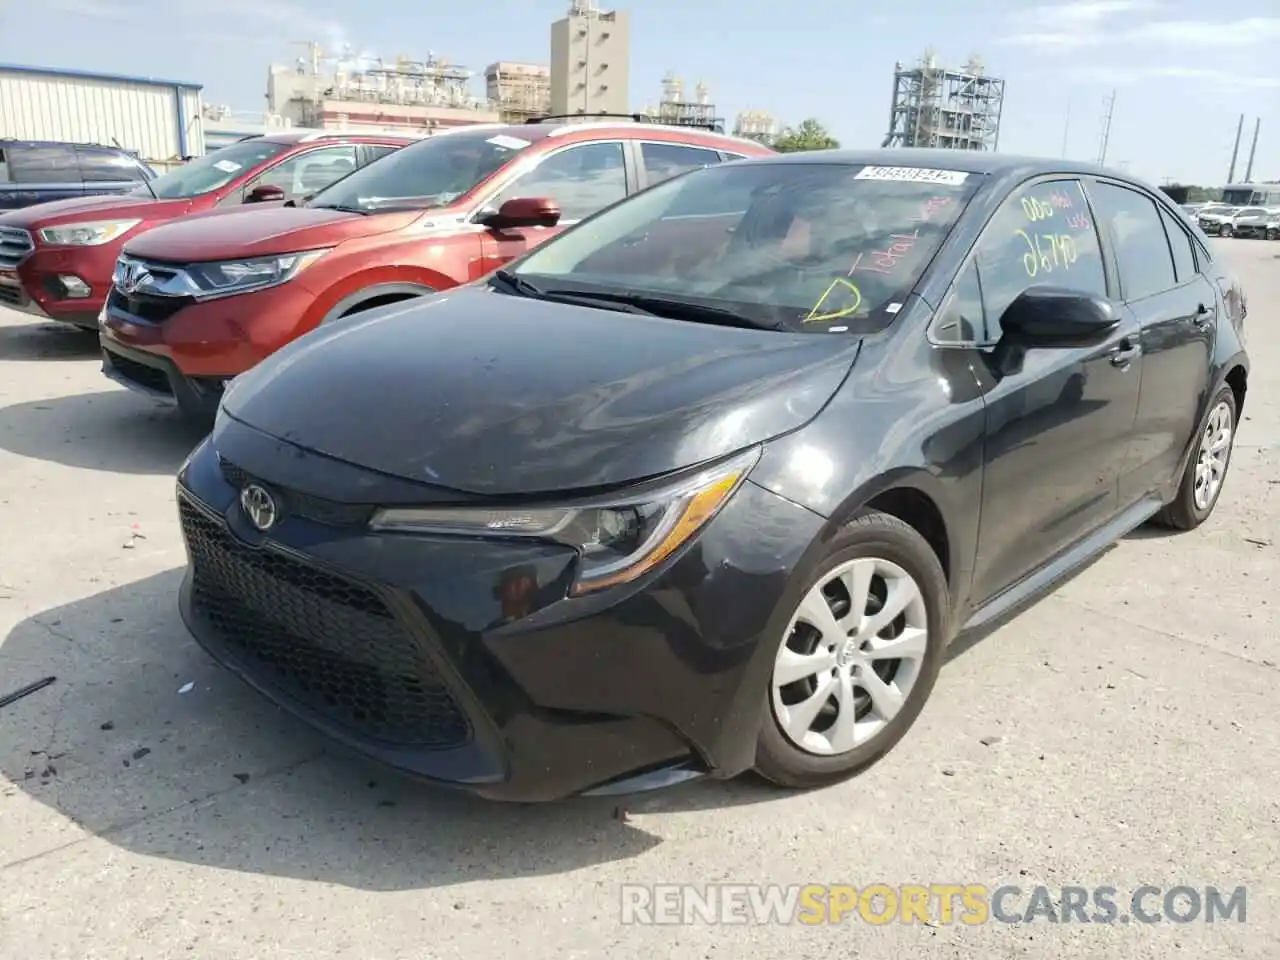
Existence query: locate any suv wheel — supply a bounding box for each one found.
[1267,227,1279,241]
[1152,384,1237,530]
[1219,224,1233,238]
[754,511,949,790]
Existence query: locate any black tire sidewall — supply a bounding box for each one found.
[1179,384,1237,524]
[755,513,950,785]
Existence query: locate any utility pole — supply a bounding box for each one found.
[1244,117,1261,182]
[1227,113,1244,183]
[1096,90,1115,165]
[1061,99,1071,158]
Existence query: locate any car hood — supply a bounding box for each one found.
[124,206,420,262]
[0,192,193,226]
[221,285,861,496]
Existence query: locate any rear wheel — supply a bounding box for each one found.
[754,512,949,790]
[1267,227,1279,241]
[1219,224,1233,238]
[1153,384,1236,530]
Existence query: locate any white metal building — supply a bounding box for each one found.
[0,63,205,167]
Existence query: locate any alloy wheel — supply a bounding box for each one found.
[771,557,928,756]
[1194,400,1233,511]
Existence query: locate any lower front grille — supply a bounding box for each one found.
[0,285,21,307]
[106,350,172,395]
[179,497,471,748]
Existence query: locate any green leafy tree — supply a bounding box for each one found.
[772,119,840,153]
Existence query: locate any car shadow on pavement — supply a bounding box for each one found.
[0,569,782,889]
[0,390,207,475]
[0,320,99,361]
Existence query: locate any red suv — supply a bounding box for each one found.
[0,132,415,329]
[99,119,774,421]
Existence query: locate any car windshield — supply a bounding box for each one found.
[1238,207,1265,217]
[506,161,982,332]
[134,140,289,199]
[307,129,532,213]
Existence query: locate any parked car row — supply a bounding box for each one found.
[0,135,1251,804]
[1194,203,1280,240]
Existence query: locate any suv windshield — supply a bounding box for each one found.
[308,130,531,213]
[508,161,981,332]
[134,140,289,199]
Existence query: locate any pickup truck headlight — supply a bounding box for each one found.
[368,447,760,595]
[38,219,141,246]
[186,249,329,296]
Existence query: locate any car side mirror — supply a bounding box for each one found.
[478,196,561,229]
[245,184,286,204]
[999,285,1118,349]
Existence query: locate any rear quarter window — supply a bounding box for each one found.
[6,145,80,184]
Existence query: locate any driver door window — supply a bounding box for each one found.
[487,142,626,222]
[971,178,1108,343]
[246,145,358,203]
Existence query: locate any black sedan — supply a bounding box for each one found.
[175,149,1249,802]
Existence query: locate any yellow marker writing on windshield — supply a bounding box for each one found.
[804,277,863,322]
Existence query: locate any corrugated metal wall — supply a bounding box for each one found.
[0,70,205,163]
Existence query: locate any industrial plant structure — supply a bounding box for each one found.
[733,110,779,144]
[265,42,499,136]
[882,50,1004,151]
[484,62,551,123]
[638,74,724,131]
[549,0,631,116]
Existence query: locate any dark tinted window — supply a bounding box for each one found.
[1088,182,1176,302]
[1159,206,1197,283]
[513,160,980,332]
[488,141,627,221]
[974,178,1107,339]
[639,142,721,185]
[6,145,80,184]
[932,260,986,344]
[76,147,148,182]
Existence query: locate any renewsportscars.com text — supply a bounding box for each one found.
[620,883,1247,926]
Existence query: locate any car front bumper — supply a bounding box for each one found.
[175,421,825,801]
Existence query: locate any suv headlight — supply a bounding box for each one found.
[38,219,141,246]
[186,249,329,296]
[369,447,760,595]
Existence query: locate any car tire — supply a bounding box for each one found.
[754,510,950,790]
[1219,224,1233,238]
[1152,384,1237,531]
[1267,227,1279,241]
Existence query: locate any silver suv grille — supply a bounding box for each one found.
[0,226,34,269]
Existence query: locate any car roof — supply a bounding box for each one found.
[255,131,423,146]
[404,120,770,154]
[0,137,136,152]
[733,147,1145,182]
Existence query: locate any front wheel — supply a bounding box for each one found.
[1266,227,1279,241]
[754,511,950,790]
[1152,384,1237,530]
[1219,224,1233,238]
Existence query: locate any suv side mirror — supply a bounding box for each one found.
[999,286,1118,348]
[478,196,561,229]
[245,184,286,204]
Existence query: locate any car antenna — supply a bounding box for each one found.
[111,135,160,200]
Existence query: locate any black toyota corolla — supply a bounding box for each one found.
[175,148,1249,802]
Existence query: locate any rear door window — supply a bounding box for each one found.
[1088,181,1177,302]
[639,142,722,186]
[361,145,399,166]
[76,146,149,182]
[1158,205,1197,284]
[6,145,80,184]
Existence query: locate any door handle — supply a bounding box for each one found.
[1109,341,1140,367]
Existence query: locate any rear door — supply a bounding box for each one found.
[5,144,83,207]
[476,139,631,272]
[1084,179,1215,504]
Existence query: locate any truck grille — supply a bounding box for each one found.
[0,226,34,269]
[179,497,471,748]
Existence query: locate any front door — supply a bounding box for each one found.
[477,140,629,273]
[1084,180,1215,504]
[961,177,1144,604]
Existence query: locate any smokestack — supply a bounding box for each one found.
[1244,117,1261,182]
[1227,114,1244,183]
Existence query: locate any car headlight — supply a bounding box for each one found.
[368,447,761,595]
[38,219,141,246]
[185,249,329,296]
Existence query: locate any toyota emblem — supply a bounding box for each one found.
[239,483,278,531]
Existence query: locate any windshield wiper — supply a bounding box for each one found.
[539,290,781,330]
[491,269,545,298]
[307,203,370,215]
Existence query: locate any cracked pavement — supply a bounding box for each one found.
[1,239,1277,959]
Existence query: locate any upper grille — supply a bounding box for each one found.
[107,286,192,324]
[179,497,471,748]
[0,226,34,269]
[218,457,375,527]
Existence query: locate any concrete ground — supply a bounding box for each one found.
[0,240,1277,959]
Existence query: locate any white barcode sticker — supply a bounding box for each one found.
[854,165,969,185]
